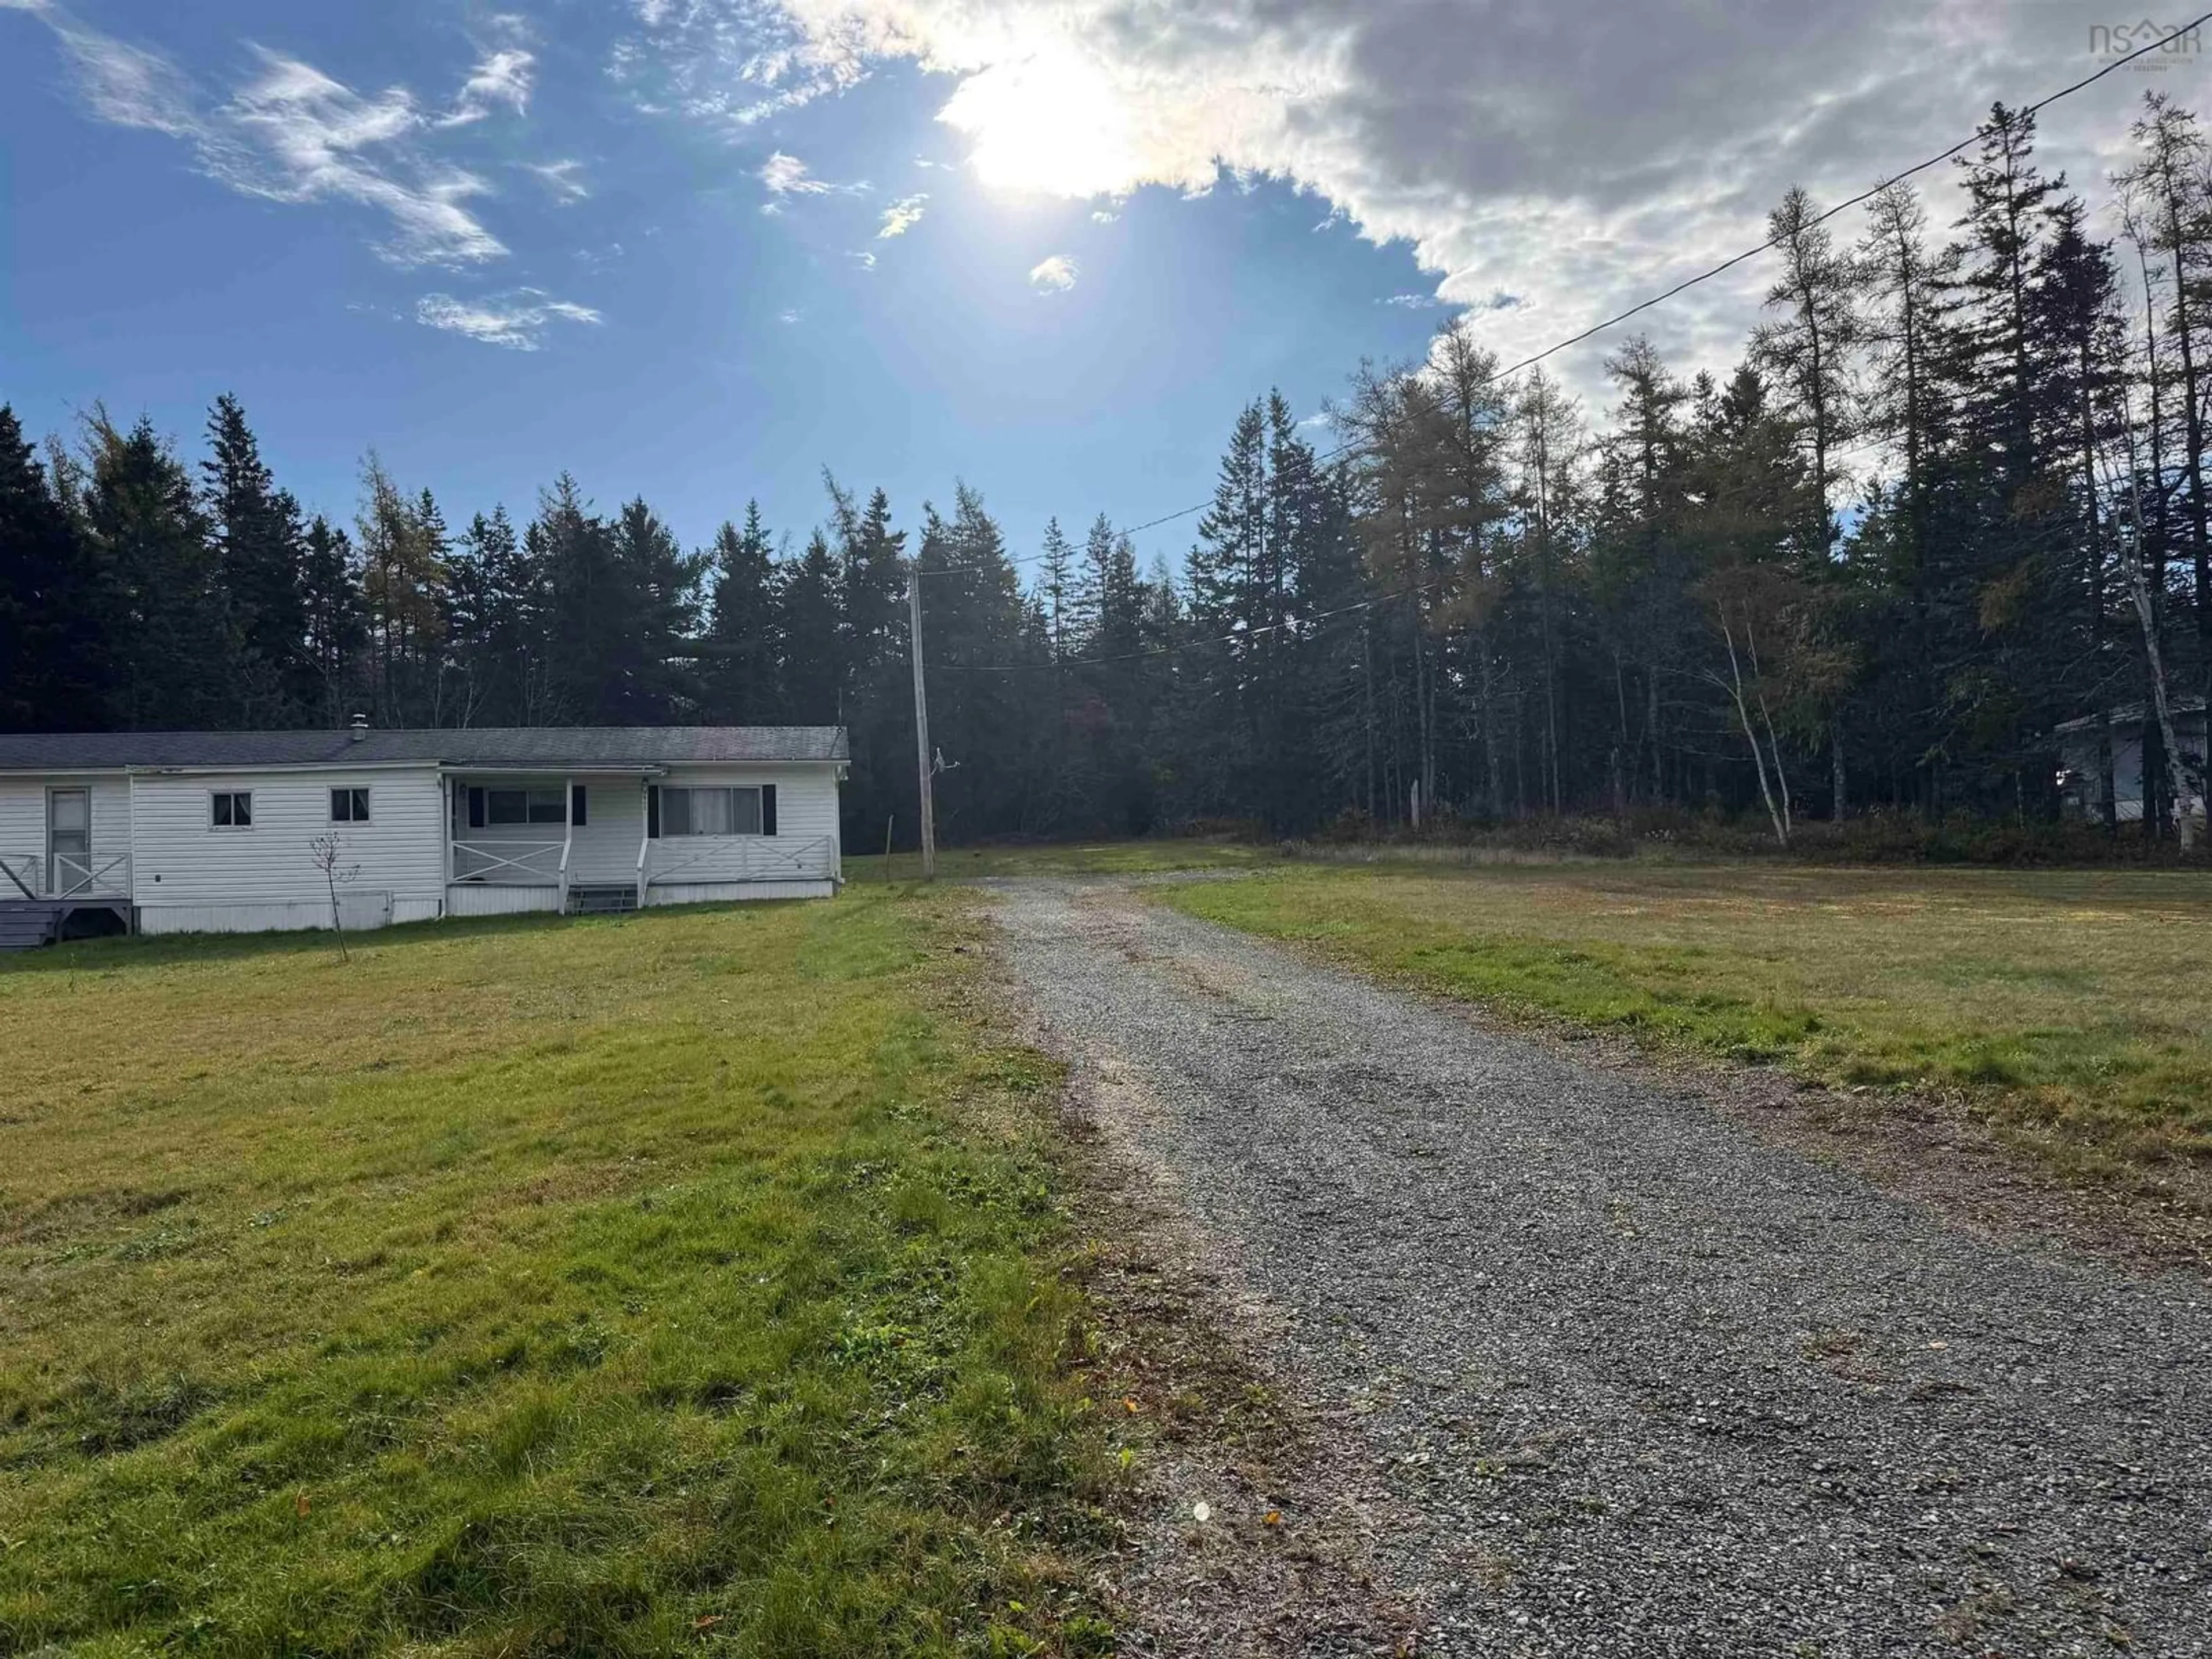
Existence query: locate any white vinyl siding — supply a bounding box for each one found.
[131,767,445,918]
[0,774,132,895]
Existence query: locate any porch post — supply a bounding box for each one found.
[560,775,575,911]
[442,777,455,890]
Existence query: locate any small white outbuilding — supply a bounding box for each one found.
[0,723,847,945]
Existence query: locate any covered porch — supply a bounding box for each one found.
[443,770,838,916]
[444,770,653,916]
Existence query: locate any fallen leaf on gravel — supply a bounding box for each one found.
[1124,1396,1142,1414]
[1264,1510,1282,1525]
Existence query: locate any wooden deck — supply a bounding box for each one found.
[0,897,132,952]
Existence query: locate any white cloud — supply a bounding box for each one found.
[219,48,506,267]
[849,248,878,269]
[46,16,200,136]
[1028,252,1078,292]
[876,192,927,237]
[12,7,510,269]
[710,0,2165,395]
[758,149,867,197]
[415,289,601,349]
[610,0,870,129]
[1381,292,1442,309]
[778,307,803,323]
[525,158,590,202]
[1090,207,1118,224]
[440,47,534,127]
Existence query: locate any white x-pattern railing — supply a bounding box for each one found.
[645,835,836,886]
[450,839,565,885]
[0,850,131,899]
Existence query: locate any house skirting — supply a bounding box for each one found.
[137,894,439,935]
[646,880,838,906]
[446,885,562,918]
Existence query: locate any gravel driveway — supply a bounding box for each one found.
[992,877,2212,1658]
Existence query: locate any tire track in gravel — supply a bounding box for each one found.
[990,877,2212,1659]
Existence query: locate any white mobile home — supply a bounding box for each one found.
[0,724,846,947]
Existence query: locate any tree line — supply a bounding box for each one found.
[4,95,2211,848]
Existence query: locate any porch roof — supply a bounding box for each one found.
[0,726,849,773]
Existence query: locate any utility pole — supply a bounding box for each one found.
[907,563,937,880]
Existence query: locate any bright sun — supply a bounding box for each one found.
[938,45,1139,198]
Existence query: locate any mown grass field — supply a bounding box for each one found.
[0,892,1113,1657]
[1156,861,2212,1176]
[848,840,1273,883]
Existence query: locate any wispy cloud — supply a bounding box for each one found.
[1380,292,1442,309]
[849,249,877,270]
[758,149,865,198]
[11,6,511,269]
[439,47,533,127]
[778,308,802,324]
[1090,208,1118,224]
[46,12,200,136]
[611,0,868,130]
[415,289,601,349]
[220,48,505,267]
[876,192,927,238]
[1028,253,1077,293]
[524,158,589,202]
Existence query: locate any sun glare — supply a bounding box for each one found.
[938,45,1138,198]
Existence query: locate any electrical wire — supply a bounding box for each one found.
[914,13,2207,581]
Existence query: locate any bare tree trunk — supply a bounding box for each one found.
[2115,390,2198,850]
[1718,609,1789,847]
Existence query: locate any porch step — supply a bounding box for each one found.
[0,902,62,952]
[565,884,639,916]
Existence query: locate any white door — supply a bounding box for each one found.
[48,788,89,895]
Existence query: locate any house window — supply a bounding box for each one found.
[210,791,253,828]
[487,787,567,826]
[330,787,371,823]
[661,785,763,836]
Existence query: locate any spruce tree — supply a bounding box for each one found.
[702,501,783,722]
[84,411,230,729]
[0,404,107,730]
[201,394,314,724]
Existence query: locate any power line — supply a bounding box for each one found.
[916,13,2206,582]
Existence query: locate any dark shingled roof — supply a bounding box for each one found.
[0,726,849,772]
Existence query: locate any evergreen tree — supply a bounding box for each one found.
[201,394,315,724]
[0,404,107,730]
[83,411,231,729]
[610,496,707,722]
[779,529,846,725]
[300,513,365,726]
[702,502,783,722]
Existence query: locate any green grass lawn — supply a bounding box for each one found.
[848,839,1275,883]
[1158,862,2212,1176]
[0,893,1113,1657]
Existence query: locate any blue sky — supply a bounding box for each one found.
[1,0,1453,570]
[2,0,2195,575]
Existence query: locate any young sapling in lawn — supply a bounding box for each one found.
[308,831,363,960]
